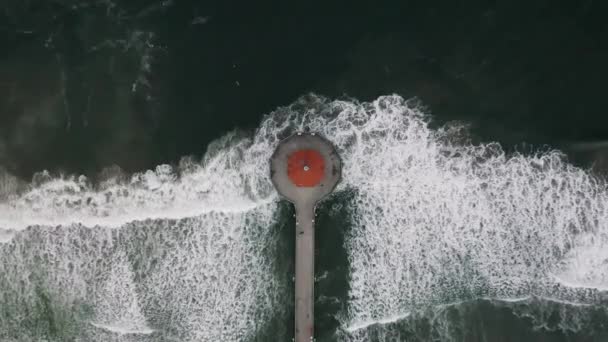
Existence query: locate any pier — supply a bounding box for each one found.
[270,132,341,342]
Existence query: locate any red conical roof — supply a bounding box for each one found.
[287,149,325,187]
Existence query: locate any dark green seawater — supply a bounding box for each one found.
[1,1,608,341]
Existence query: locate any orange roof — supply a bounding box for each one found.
[287,149,325,187]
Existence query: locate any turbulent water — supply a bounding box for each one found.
[1,95,608,341]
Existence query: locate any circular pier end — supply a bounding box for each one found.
[270,133,341,206]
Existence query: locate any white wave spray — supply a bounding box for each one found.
[0,133,286,341]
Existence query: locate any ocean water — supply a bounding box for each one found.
[1,95,607,341]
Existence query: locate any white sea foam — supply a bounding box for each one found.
[0,229,14,243]
[90,322,155,335]
[551,238,608,292]
[0,131,285,341]
[344,311,412,333]
[88,251,154,336]
[0,132,278,232]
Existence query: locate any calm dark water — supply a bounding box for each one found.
[1,1,608,341]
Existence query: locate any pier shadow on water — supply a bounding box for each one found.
[252,201,294,342]
[314,190,356,342]
[253,189,355,342]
